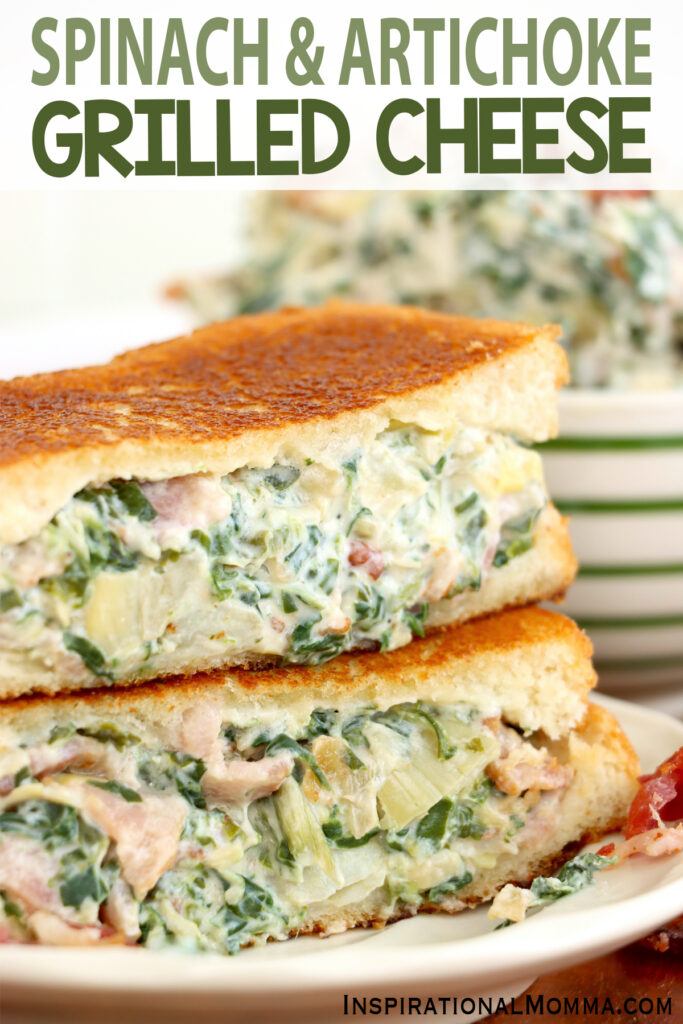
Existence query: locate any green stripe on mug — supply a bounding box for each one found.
[576,614,683,629]
[556,498,683,514]
[595,655,683,672]
[539,436,683,451]
[579,564,683,577]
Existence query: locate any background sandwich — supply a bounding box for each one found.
[0,304,575,697]
[0,607,637,952]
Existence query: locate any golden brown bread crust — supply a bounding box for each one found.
[0,303,566,544]
[0,607,595,743]
[0,305,563,463]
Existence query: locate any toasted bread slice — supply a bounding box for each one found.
[0,304,566,545]
[0,607,594,745]
[0,614,637,955]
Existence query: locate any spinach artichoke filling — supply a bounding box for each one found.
[0,424,545,686]
[0,699,574,952]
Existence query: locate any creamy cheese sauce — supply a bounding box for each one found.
[182,191,683,389]
[0,424,545,687]
[0,700,574,952]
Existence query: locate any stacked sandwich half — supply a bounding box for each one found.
[0,304,638,951]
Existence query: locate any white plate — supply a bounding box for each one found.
[2,694,683,1023]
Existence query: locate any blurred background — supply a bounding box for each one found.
[1,188,682,713]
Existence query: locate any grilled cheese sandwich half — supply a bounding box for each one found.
[0,305,574,697]
[0,608,637,952]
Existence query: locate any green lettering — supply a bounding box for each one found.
[216,100,256,175]
[609,97,650,172]
[118,18,152,85]
[84,99,133,178]
[339,19,375,84]
[588,18,621,85]
[32,101,81,177]
[32,17,59,85]
[426,97,479,173]
[566,97,608,174]
[176,100,214,176]
[624,19,651,85]
[465,18,498,86]
[256,100,298,175]
[503,18,537,85]
[65,18,95,85]
[479,98,521,173]
[380,19,410,84]
[158,18,194,85]
[543,19,582,85]
[376,99,424,174]
[197,17,229,85]
[234,18,268,85]
[522,98,564,173]
[301,100,349,174]
[413,19,444,85]
[135,99,175,175]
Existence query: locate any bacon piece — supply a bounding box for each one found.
[103,876,140,941]
[0,776,14,796]
[422,549,460,602]
[202,753,293,805]
[177,704,292,806]
[589,190,651,201]
[27,911,118,947]
[178,703,223,760]
[0,836,66,917]
[141,475,232,540]
[486,743,573,797]
[83,788,186,900]
[28,739,89,778]
[27,736,138,788]
[613,825,683,864]
[625,746,683,839]
[348,541,385,580]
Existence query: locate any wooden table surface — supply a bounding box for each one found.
[484,935,683,1023]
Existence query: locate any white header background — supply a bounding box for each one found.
[1,0,682,189]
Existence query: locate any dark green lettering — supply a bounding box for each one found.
[32,101,82,177]
[566,97,608,174]
[479,98,521,173]
[522,98,564,173]
[376,99,424,174]
[301,100,349,174]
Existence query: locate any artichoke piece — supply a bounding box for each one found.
[306,736,379,839]
[274,777,337,880]
[378,722,500,830]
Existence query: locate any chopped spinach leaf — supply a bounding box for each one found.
[493,508,541,568]
[0,590,21,613]
[404,602,429,638]
[60,865,109,909]
[109,481,158,522]
[88,779,142,803]
[264,466,300,491]
[78,722,140,751]
[264,734,328,789]
[303,708,339,740]
[138,750,207,808]
[416,798,452,845]
[428,870,473,902]
[63,633,113,680]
